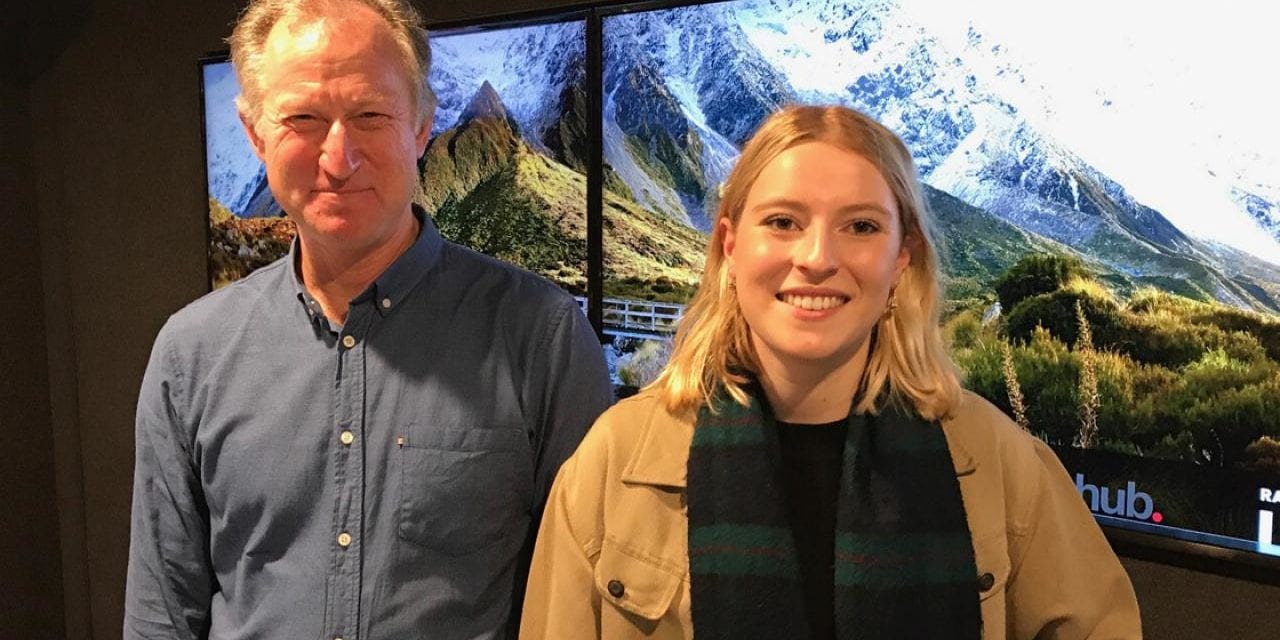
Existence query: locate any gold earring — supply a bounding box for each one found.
[883,289,898,319]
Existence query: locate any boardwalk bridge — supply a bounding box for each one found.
[574,297,686,340]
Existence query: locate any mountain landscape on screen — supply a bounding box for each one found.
[196,0,1279,563]
[601,0,1280,468]
[203,62,290,288]
[418,21,598,293]
[423,20,705,295]
[601,0,1280,311]
[205,21,618,293]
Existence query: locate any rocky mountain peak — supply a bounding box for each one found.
[458,81,516,130]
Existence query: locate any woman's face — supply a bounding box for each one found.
[722,141,911,375]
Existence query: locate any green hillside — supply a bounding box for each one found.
[602,184,707,303]
[419,116,520,215]
[925,185,1058,304]
[949,253,1280,471]
[418,87,594,293]
[433,148,589,294]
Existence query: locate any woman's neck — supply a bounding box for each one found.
[756,341,872,424]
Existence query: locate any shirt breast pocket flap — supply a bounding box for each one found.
[973,531,1011,603]
[398,424,532,556]
[594,538,683,621]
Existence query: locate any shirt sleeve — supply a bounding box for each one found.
[124,327,215,640]
[1006,439,1143,639]
[525,298,613,513]
[509,297,611,635]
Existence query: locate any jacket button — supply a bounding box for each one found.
[607,579,625,598]
[977,572,996,592]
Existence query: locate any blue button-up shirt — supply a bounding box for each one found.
[125,211,613,639]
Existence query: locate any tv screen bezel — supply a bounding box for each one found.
[197,51,228,296]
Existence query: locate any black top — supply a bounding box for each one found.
[776,418,848,640]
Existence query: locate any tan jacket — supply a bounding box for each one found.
[521,389,1141,639]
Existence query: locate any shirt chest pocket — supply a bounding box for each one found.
[397,424,533,556]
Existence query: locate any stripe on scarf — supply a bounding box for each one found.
[690,422,766,446]
[833,531,976,586]
[688,523,799,577]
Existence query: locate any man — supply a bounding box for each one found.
[124,1,612,637]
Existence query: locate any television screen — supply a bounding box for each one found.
[200,15,589,294]
[424,17,590,295]
[600,0,1280,564]
[201,58,288,289]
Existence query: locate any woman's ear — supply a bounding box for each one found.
[894,229,917,280]
[720,216,738,274]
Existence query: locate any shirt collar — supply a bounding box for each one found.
[290,205,444,324]
[369,205,442,317]
[289,243,325,327]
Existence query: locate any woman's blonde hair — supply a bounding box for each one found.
[651,104,961,420]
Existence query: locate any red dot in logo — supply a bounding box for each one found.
[1152,512,1163,524]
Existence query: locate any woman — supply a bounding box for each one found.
[520,105,1141,639]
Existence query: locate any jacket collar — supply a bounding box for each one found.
[620,390,694,489]
[619,389,979,490]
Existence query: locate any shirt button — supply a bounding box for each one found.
[341,335,356,349]
[977,571,996,592]
[381,297,392,309]
[337,532,352,548]
[607,579,625,598]
[339,430,354,445]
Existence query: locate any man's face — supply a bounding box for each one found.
[241,6,431,255]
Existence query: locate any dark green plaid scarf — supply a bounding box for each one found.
[687,384,981,639]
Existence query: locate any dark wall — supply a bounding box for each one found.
[7,0,1279,638]
[2,67,66,640]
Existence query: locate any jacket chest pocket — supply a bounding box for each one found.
[594,538,686,637]
[397,424,533,556]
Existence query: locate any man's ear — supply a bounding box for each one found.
[239,106,267,163]
[414,113,433,158]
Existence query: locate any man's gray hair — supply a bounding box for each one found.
[228,0,436,128]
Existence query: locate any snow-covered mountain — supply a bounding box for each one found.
[202,62,279,218]
[737,0,986,174]
[734,0,1279,265]
[599,0,1279,310]
[603,3,794,230]
[1233,185,1280,248]
[205,19,587,219]
[430,21,585,151]
[197,2,1277,308]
